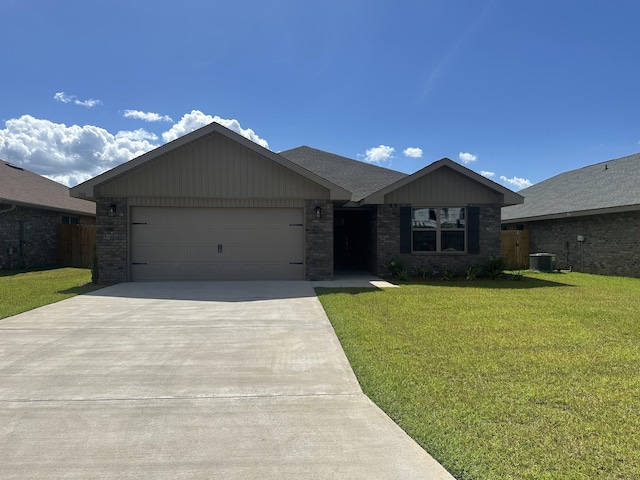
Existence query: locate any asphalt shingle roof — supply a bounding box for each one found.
[0,159,96,216]
[502,152,640,222]
[279,146,408,202]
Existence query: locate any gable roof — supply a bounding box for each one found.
[0,159,95,216]
[279,146,408,202]
[68,122,522,208]
[502,152,640,223]
[362,158,524,206]
[71,123,351,201]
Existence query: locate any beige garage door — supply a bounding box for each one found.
[130,207,305,281]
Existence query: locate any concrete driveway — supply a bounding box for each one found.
[0,281,453,479]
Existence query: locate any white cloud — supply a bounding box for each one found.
[0,113,269,187]
[123,110,173,122]
[480,170,495,178]
[500,175,533,190]
[54,91,102,108]
[459,152,477,164]
[0,115,160,186]
[363,145,395,164]
[403,147,423,158]
[162,110,269,148]
[53,92,73,103]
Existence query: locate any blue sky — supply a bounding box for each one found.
[1,0,639,189]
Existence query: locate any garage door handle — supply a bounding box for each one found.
[289,262,303,265]
[132,262,147,265]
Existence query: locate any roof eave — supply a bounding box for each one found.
[0,198,95,216]
[502,203,640,223]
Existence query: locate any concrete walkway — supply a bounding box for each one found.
[0,281,453,479]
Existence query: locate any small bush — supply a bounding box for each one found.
[482,256,506,280]
[387,259,406,279]
[466,265,481,281]
[441,268,455,281]
[416,264,433,280]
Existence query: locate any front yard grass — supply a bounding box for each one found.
[317,272,640,479]
[0,267,102,319]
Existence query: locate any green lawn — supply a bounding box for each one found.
[317,272,640,480]
[0,267,103,319]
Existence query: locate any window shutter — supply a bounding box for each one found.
[400,207,412,253]
[467,206,480,254]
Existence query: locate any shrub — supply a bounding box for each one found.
[387,259,407,279]
[466,265,481,281]
[416,264,433,280]
[482,256,506,280]
[441,268,455,281]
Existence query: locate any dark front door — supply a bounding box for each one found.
[333,209,372,270]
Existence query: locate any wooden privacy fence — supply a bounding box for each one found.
[501,230,530,270]
[57,224,96,268]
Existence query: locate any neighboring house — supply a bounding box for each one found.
[70,123,522,282]
[0,159,96,270]
[502,153,640,278]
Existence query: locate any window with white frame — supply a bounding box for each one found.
[412,207,465,252]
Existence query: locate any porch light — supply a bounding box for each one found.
[108,204,117,216]
[315,206,322,219]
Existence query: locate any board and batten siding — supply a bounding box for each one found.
[384,166,502,205]
[99,133,330,200]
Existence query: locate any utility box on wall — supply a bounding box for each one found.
[529,253,557,272]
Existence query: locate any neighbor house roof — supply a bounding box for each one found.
[0,159,96,216]
[502,152,640,223]
[279,146,408,202]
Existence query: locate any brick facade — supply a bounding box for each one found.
[95,197,129,283]
[374,204,502,277]
[516,210,640,278]
[305,199,333,280]
[0,206,58,270]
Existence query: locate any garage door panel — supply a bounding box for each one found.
[132,246,220,264]
[131,207,305,281]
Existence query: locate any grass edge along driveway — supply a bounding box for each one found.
[0,267,102,320]
[317,272,640,480]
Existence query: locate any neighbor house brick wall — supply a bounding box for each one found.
[374,204,502,277]
[0,206,59,270]
[305,199,333,280]
[96,197,128,283]
[517,210,640,278]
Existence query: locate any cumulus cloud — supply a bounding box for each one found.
[54,91,102,108]
[123,110,173,122]
[162,110,269,148]
[363,145,395,164]
[458,152,477,164]
[0,115,158,186]
[500,175,533,190]
[480,170,495,178]
[403,147,423,158]
[0,112,269,187]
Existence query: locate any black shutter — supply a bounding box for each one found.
[400,207,412,253]
[467,206,480,254]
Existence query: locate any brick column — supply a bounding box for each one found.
[305,200,333,280]
[96,197,128,283]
